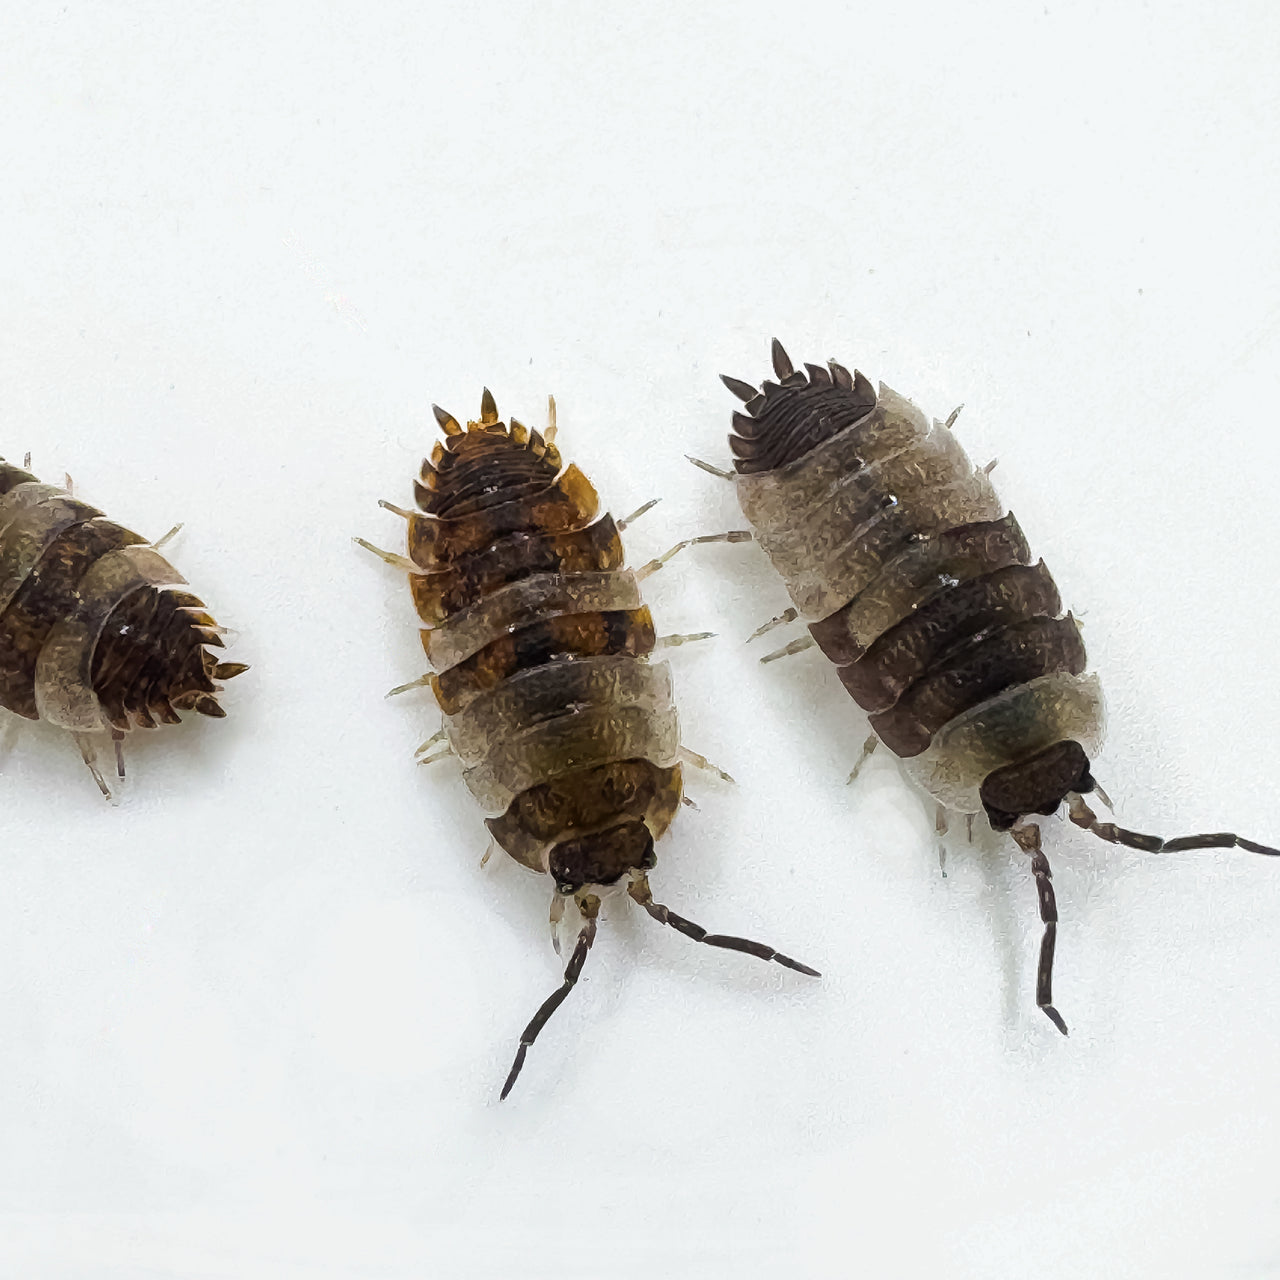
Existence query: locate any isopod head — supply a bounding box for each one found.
[977,739,1097,831]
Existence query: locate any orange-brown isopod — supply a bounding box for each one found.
[360,389,817,1098]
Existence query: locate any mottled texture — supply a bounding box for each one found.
[723,351,1101,823]
[397,393,819,1098]
[405,407,682,871]
[723,345,1277,1040]
[409,513,624,626]
[0,458,240,757]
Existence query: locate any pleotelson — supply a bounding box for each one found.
[727,359,1103,814]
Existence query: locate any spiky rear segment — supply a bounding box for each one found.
[90,585,229,729]
[417,405,562,518]
[407,394,602,617]
[724,338,877,474]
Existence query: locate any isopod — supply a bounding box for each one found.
[701,340,1278,1034]
[0,455,245,797]
[359,389,816,1098]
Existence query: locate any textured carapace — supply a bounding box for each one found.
[717,340,1278,1034]
[0,457,245,796]
[367,389,816,1098]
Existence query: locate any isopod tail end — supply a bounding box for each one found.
[721,374,758,403]
[431,404,463,436]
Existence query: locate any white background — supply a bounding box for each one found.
[2,2,1279,1276]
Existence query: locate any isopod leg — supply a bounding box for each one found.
[112,729,126,780]
[655,630,716,649]
[73,732,112,801]
[678,746,735,785]
[935,805,949,878]
[747,608,799,642]
[500,894,600,1100]
[627,871,820,977]
[1067,794,1280,857]
[760,635,816,664]
[1011,822,1068,1036]
[548,891,566,956]
[685,455,736,482]
[414,726,448,758]
[387,673,432,698]
[635,530,753,581]
[152,523,183,550]
[352,536,421,575]
[846,734,878,786]
[617,498,659,531]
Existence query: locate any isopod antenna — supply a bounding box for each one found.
[501,895,601,1100]
[627,871,820,976]
[1066,794,1280,857]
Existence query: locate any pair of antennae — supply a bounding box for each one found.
[1014,794,1279,1037]
[499,872,819,1100]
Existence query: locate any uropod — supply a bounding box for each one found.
[0,455,245,797]
[359,389,816,1098]
[694,340,1278,1034]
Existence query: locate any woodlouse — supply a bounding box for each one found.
[359,389,817,1098]
[700,339,1278,1034]
[0,455,245,797]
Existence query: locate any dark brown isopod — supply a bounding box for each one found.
[0,456,245,797]
[698,340,1278,1034]
[359,388,816,1098]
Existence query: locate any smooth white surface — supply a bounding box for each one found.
[2,2,1279,1276]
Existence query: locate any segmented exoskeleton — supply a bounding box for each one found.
[704,340,1278,1034]
[360,389,816,1098]
[0,456,245,797]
